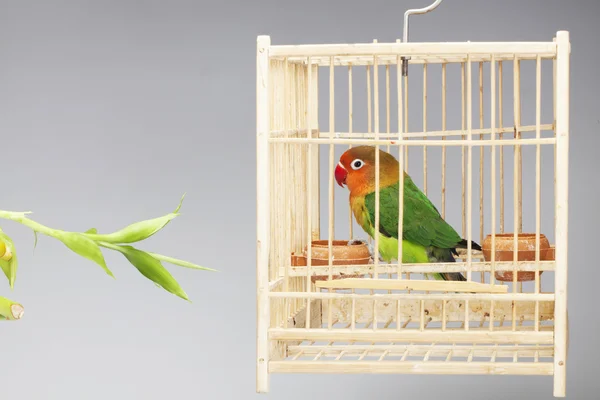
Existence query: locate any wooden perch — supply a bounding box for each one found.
[315,278,509,293]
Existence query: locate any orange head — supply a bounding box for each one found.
[335,146,402,196]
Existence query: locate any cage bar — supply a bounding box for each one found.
[256,35,271,393]
[441,63,447,219]
[386,64,391,153]
[423,63,428,195]
[490,55,497,330]
[327,56,335,329]
[498,60,505,233]
[535,54,542,332]
[553,30,570,398]
[305,56,313,331]
[479,61,484,254]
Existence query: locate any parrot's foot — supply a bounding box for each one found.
[347,238,368,246]
[347,238,385,263]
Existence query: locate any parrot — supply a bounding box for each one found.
[334,145,481,281]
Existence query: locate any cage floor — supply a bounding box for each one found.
[272,339,554,375]
[270,319,554,375]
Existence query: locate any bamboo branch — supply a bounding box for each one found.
[0,194,214,306]
[0,296,24,320]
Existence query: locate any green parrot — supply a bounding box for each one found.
[334,145,481,281]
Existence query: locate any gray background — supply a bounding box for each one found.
[0,0,597,399]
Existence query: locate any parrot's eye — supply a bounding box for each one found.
[351,159,364,170]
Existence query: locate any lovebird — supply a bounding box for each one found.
[334,145,482,281]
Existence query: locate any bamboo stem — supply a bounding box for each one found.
[0,296,24,320]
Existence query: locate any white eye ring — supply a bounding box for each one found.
[350,159,364,170]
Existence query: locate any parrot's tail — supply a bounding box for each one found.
[427,247,467,281]
[444,239,481,281]
[455,238,482,252]
[440,272,467,281]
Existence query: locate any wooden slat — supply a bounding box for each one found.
[269,329,554,345]
[270,291,554,302]
[270,137,556,147]
[279,260,556,277]
[269,42,557,57]
[315,278,508,293]
[275,54,556,66]
[322,298,555,324]
[270,361,553,375]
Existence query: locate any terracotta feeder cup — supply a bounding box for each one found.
[481,233,554,282]
[291,240,371,283]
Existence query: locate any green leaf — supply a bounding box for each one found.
[0,232,18,289]
[83,195,186,244]
[55,232,114,278]
[85,228,98,234]
[174,193,186,213]
[33,230,38,251]
[114,244,189,301]
[85,213,179,244]
[147,252,216,272]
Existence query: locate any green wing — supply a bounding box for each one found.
[364,177,462,249]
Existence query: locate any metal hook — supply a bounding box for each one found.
[401,0,444,76]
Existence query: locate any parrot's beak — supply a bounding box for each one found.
[335,163,347,187]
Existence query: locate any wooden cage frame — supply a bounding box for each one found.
[256,31,570,397]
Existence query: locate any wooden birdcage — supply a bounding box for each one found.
[256,16,570,398]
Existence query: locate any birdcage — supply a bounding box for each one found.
[256,4,570,397]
